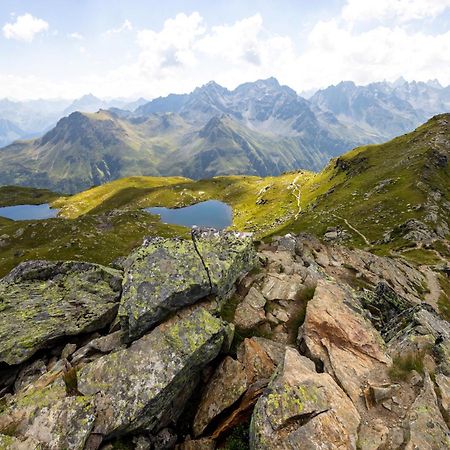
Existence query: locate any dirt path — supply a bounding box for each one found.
[331,213,372,247]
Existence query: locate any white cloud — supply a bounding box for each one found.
[136,12,204,72]
[1,2,450,100]
[105,19,133,36]
[68,32,83,40]
[342,0,450,23]
[2,13,48,42]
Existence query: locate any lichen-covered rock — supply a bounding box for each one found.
[120,229,256,341]
[250,348,360,450]
[78,307,231,439]
[435,373,450,417]
[0,380,96,449]
[357,419,389,450]
[405,373,449,449]
[0,260,122,366]
[300,279,390,403]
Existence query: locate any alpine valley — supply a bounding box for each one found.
[0,86,449,449]
[1,77,449,193]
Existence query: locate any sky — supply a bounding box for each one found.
[1,0,449,100]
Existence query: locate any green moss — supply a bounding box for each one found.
[221,423,250,450]
[220,295,242,323]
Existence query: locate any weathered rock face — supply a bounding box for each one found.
[1,230,449,450]
[193,356,248,437]
[120,229,256,341]
[293,233,428,304]
[0,260,122,366]
[0,380,96,450]
[405,373,449,449]
[0,307,231,447]
[234,287,266,332]
[300,279,390,404]
[78,307,231,438]
[250,348,360,450]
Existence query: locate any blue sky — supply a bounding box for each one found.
[1,0,449,99]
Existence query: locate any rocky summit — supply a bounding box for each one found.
[0,228,448,449]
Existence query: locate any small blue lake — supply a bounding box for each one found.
[0,204,59,221]
[146,200,232,229]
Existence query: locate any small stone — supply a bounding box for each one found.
[61,343,77,360]
[153,428,177,450]
[382,400,393,411]
[133,435,152,450]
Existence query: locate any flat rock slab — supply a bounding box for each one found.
[120,229,256,341]
[0,260,122,366]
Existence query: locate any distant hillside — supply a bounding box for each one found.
[1,78,449,193]
[0,79,368,193]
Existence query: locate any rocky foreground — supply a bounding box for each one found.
[0,229,449,449]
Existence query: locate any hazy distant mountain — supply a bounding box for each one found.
[0,118,28,147]
[0,98,71,139]
[0,77,448,193]
[0,95,148,147]
[0,79,363,193]
[310,79,450,140]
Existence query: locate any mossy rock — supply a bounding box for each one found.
[119,229,256,341]
[0,260,122,365]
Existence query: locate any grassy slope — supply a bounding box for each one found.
[0,186,60,207]
[279,114,450,254]
[55,172,314,235]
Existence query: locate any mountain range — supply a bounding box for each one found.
[0,77,449,193]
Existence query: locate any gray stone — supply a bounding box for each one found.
[14,359,47,393]
[0,260,122,366]
[119,230,256,341]
[78,307,231,438]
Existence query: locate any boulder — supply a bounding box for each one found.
[357,419,389,450]
[120,229,256,341]
[193,356,248,437]
[0,260,122,366]
[435,373,450,417]
[237,337,284,383]
[300,280,389,404]
[13,359,47,393]
[0,381,96,450]
[250,348,360,449]
[0,434,42,449]
[78,307,231,439]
